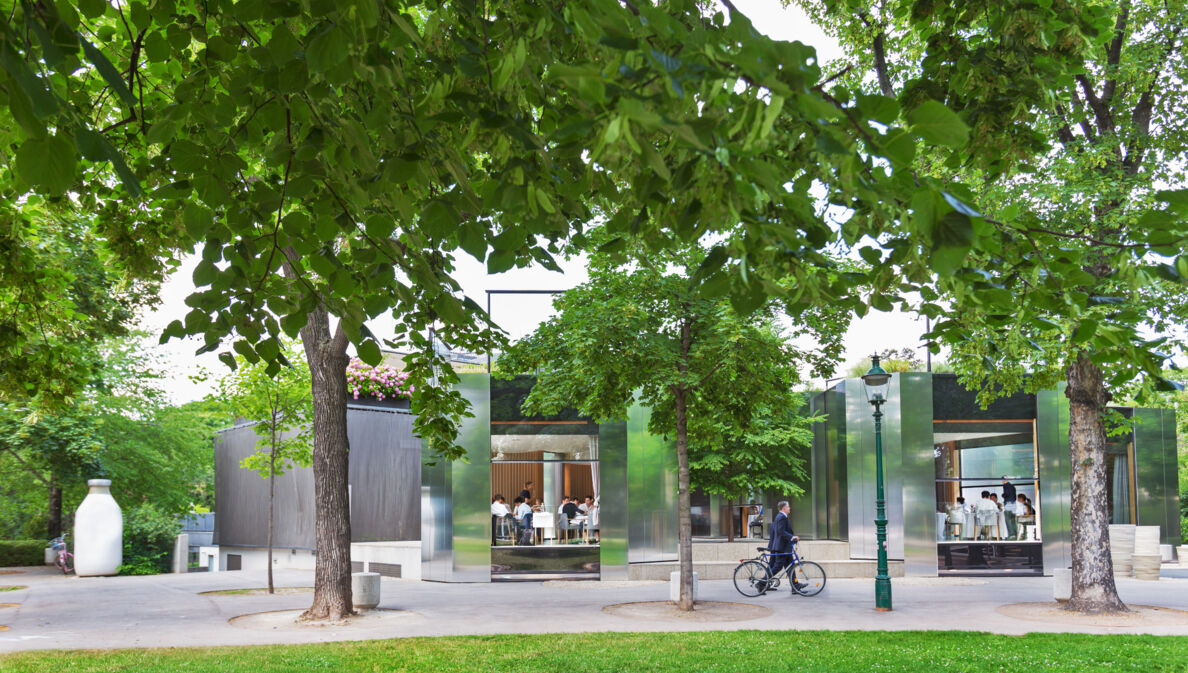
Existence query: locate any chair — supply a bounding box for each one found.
[975,508,999,540]
[496,514,515,543]
[748,516,764,539]
[557,514,580,543]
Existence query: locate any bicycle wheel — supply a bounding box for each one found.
[733,560,772,597]
[790,560,826,596]
[57,552,74,575]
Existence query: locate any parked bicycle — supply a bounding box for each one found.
[733,542,825,597]
[50,535,74,575]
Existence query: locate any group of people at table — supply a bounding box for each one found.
[944,477,1038,541]
[490,481,600,545]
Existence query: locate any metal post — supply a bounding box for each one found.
[872,397,892,611]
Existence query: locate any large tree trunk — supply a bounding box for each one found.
[297,309,354,621]
[47,478,62,539]
[674,318,694,611]
[1065,353,1127,614]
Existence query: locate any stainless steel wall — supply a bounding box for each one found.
[1161,409,1181,545]
[626,403,678,563]
[214,422,316,549]
[420,372,491,582]
[599,421,629,579]
[214,407,421,549]
[1036,388,1072,572]
[845,375,906,562]
[899,373,937,576]
[1135,407,1181,545]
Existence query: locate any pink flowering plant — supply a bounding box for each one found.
[345,358,414,402]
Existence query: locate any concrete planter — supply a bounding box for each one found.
[1052,568,1072,602]
[1177,546,1188,568]
[1132,554,1161,581]
[44,547,56,565]
[1108,524,1135,576]
[1134,526,1161,556]
[352,571,381,610]
[669,571,699,603]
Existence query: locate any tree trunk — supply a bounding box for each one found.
[47,477,62,540]
[726,497,735,542]
[1064,353,1127,614]
[674,318,694,611]
[297,309,354,621]
[267,445,276,595]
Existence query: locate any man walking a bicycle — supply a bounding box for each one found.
[765,501,798,590]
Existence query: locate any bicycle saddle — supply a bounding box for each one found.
[756,547,768,552]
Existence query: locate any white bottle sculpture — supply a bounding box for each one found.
[74,479,123,576]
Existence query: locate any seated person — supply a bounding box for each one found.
[560,496,581,540]
[491,494,511,544]
[513,496,534,545]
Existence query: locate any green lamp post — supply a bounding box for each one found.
[862,355,893,611]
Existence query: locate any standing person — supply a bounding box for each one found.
[765,501,798,591]
[491,495,510,545]
[1000,477,1017,538]
[519,481,534,503]
[975,491,999,540]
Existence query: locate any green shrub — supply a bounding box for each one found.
[0,539,45,567]
[117,504,180,576]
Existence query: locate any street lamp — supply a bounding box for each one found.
[862,354,893,612]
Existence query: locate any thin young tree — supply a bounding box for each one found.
[497,248,841,610]
[217,343,312,594]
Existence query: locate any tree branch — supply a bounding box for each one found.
[2,446,51,487]
[1101,1,1131,105]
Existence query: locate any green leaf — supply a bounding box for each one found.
[907,101,969,148]
[16,135,76,195]
[0,42,58,118]
[356,339,382,365]
[81,39,136,108]
[75,128,144,197]
[929,211,973,275]
[77,0,107,19]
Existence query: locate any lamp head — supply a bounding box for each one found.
[862,354,891,405]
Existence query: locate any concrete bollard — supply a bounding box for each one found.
[352,571,381,610]
[1052,568,1071,602]
[669,571,698,603]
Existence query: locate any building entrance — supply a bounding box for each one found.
[489,377,600,580]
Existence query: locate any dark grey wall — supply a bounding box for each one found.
[214,405,421,548]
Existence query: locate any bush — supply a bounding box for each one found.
[0,539,45,567]
[117,503,180,576]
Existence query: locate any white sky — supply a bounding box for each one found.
[137,0,935,404]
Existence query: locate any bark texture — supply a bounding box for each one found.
[48,480,62,539]
[297,308,354,621]
[674,319,694,611]
[1064,353,1127,614]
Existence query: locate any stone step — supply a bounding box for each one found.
[692,540,852,562]
[628,558,906,581]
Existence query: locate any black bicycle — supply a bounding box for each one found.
[733,543,826,597]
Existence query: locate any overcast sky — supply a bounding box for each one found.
[137,0,936,404]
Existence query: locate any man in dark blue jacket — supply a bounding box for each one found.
[766,500,798,590]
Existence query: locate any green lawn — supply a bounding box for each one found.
[2,631,1187,672]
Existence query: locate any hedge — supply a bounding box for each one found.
[0,539,45,567]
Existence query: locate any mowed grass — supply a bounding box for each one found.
[3,631,1188,673]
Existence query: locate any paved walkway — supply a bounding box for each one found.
[1,565,1187,652]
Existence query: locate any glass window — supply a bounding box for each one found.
[935,419,1043,575]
